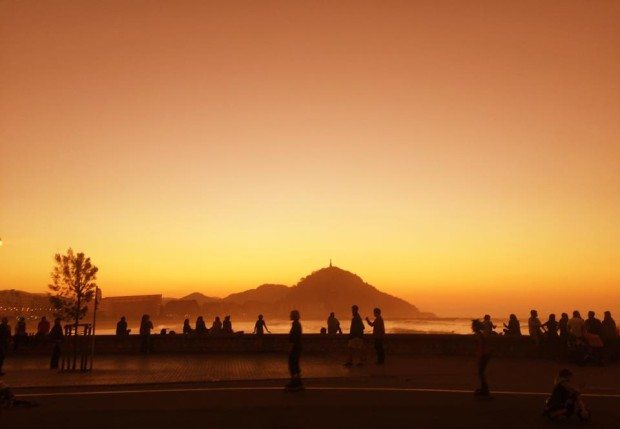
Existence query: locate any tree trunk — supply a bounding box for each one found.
[73,293,81,370]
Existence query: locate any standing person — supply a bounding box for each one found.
[528,310,543,345]
[13,317,27,351]
[502,314,522,336]
[49,318,63,369]
[116,316,129,336]
[481,315,496,336]
[285,310,303,391]
[472,319,492,397]
[584,311,603,336]
[327,312,342,335]
[139,314,154,354]
[0,317,11,376]
[222,316,233,334]
[601,311,617,342]
[568,311,585,341]
[365,308,385,365]
[253,314,270,349]
[602,311,618,360]
[36,317,50,339]
[344,305,365,367]
[559,313,570,341]
[195,316,208,335]
[253,314,270,335]
[543,314,559,339]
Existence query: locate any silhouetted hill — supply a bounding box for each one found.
[198,266,429,320]
[279,266,424,319]
[0,289,52,315]
[180,292,220,305]
[223,284,289,305]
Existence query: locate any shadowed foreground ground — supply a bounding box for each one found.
[3,354,619,428]
[2,381,620,429]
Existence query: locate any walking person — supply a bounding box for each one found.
[49,318,63,369]
[0,317,11,376]
[344,305,365,366]
[365,308,385,364]
[285,310,303,391]
[472,319,492,397]
[139,314,154,354]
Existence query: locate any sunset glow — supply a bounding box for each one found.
[1,1,619,317]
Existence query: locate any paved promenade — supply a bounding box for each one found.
[3,353,620,395]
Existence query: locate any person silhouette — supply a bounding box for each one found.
[365,308,385,364]
[472,319,492,397]
[481,314,496,336]
[528,310,543,346]
[116,316,129,336]
[253,314,270,335]
[285,310,303,391]
[49,318,63,369]
[182,319,193,334]
[502,314,521,336]
[327,312,342,335]
[344,305,365,367]
[195,316,208,335]
[139,314,154,354]
[0,317,11,376]
[223,316,234,334]
[211,316,222,335]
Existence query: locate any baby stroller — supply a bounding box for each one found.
[543,369,591,422]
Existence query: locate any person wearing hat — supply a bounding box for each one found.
[544,368,590,421]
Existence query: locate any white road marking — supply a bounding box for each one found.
[16,386,620,398]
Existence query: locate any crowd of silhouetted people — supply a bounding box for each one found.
[474,310,618,368]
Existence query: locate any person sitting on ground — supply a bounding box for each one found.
[182,318,193,335]
[210,316,222,335]
[472,319,492,397]
[544,368,590,421]
[528,310,543,345]
[195,316,208,335]
[344,305,365,367]
[481,314,497,336]
[116,316,130,336]
[559,313,569,341]
[222,316,234,334]
[568,311,585,341]
[0,317,11,376]
[543,314,559,339]
[502,314,522,336]
[36,316,50,338]
[327,312,342,335]
[0,381,37,408]
[253,314,270,335]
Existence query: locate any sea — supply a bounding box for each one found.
[94,318,484,336]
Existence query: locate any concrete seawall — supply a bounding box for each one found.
[9,334,620,358]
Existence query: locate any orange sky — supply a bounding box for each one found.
[1,1,619,317]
